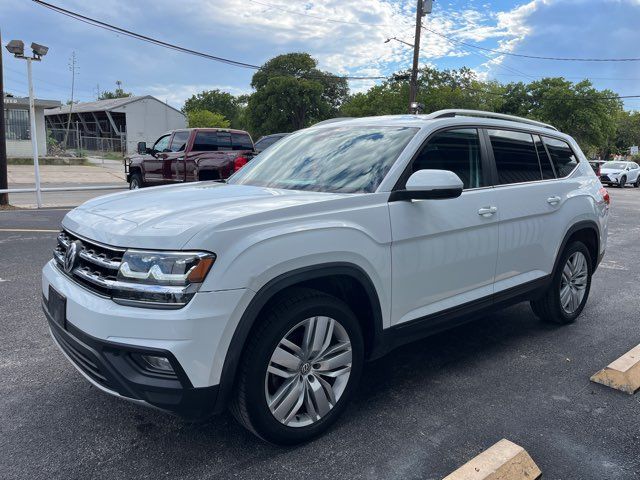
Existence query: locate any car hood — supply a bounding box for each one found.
[62,182,348,248]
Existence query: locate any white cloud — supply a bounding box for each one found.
[140,83,251,108]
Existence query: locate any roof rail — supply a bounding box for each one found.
[427,109,558,131]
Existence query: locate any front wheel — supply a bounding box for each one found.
[230,288,363,445]
[129,173,144,190]
[530,241,592,325]
[619,176,627,188]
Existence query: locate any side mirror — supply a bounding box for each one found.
[137,141,147,154]
[389,169,464,201]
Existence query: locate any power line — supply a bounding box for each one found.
[32,0,387,80]
[422,25,640,62]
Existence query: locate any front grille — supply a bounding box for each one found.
[53,229,124,297]
[600,175,611,182]
[50,325,112,389]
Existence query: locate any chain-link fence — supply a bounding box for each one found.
[47,128,126,156]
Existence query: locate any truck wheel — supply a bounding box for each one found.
[530,241,592,325]
[129,173,144,190]
[230,287,364,445]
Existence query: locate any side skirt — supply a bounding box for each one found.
[371,275,551,360]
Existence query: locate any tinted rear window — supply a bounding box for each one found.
[488,129,542,184]
[534,134,555,179]
[231,132,253,150]
[192,131,218,151]
[543,137,578,177]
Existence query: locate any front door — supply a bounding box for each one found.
[164,130,191,182]
[145,134,171,183]
[390,128,499,326]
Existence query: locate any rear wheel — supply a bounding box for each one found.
[129,173,144,190]
[530,241,592,325]
[230,288,364,445]
[634,176,640,188]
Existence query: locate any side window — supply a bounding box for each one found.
[488,129,542,184]
[218,132,232,150]
[411,129,483,189]
[169,131,190,152]
[543,136,578,178]
[192,131,218,151]
[152,134,171,152]
[231,132,253,150]
[533,135,556,179]
[631,163,639,170]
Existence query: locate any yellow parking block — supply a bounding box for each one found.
[443,439,541,480]
[590,344,640,394]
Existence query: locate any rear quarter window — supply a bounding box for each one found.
[543,136,579,178]
[192,131,218,151]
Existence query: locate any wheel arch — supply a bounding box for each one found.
[213,262,383,413]
[554,220,601,274]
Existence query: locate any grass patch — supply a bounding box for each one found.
[8,157,91,166]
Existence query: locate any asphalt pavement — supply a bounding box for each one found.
[1,188,639,480]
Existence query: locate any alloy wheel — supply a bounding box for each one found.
[559,251,589,314]
[264,316,352,428]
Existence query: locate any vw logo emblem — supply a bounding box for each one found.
[300,362,311,375]
[64,240,81,273]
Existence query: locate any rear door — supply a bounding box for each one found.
[389,128,499,326]
[487,129,579,293]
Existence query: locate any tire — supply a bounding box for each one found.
[129,173,144,190]
[230,287,364,445]
[530,241,592,325]
[634,176,640,188]
[619,176,626,188]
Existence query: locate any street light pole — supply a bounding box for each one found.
[26,57,42,208]
[0,30,8,206]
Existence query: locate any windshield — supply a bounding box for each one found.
[228,126,418,193]
[604,162,627,169]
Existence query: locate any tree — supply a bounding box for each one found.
[187,110,230,128]
[183,89,242,127]
[245,53,349,137]
[98,80,132,100]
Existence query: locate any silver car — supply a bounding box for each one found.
[599,161,640,188]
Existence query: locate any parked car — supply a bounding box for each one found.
[588,160,605,176]
[124,128,255,189]
[598,160,640,187]
[43,109,609,444]
[254,133,290,153]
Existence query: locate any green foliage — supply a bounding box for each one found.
[187,110,231,128]
[245,53,349,137]
[183,89,242,128]
[98,82,132,100]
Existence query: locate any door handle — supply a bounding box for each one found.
[547,196,561,205]
[478,206,497,217]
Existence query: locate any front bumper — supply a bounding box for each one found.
[43,298,218,418]
[42,259,248,416]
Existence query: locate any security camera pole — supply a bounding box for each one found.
[5,40,49,208]
[0,30,8,206]
[408,0,432,114]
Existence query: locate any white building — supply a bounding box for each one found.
[3,96,61,157]
[45,96,186,155]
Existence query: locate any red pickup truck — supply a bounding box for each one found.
[125,128,255,189]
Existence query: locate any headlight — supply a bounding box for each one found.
[114,250,215,307]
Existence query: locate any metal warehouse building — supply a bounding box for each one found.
[3,95,61,157]
[44,95,186,155]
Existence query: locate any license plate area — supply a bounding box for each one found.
[48,286,67,329]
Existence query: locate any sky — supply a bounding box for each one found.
[3,0,640,111]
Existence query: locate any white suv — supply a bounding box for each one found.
[42,110,609,444]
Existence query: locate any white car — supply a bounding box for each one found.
[599,161,640,187]
[42,109,609,444]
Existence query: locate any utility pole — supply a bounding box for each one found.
[63,51,77,149]
[408,0,432,113]
[0,30,8,206]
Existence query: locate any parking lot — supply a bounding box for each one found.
[1,188,639,480]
